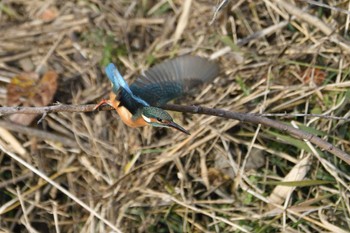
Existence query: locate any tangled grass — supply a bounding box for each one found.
[0,1,350,232]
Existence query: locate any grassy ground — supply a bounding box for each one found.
[1,0,350,232]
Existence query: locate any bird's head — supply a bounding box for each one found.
[141,107,190,135]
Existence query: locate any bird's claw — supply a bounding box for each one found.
[94,99,108,111]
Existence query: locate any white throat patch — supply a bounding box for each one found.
[142,114,151,123]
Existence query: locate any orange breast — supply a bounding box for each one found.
[108,92,148,128]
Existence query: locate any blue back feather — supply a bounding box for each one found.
[105,63,150,107]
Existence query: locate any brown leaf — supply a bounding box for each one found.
[7,72,39,106]
[39,7,59,22]
[7,71,58,125]
[33,71,58,106]
[303,68,326,86]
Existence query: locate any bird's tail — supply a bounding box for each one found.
[104,63,150,106]
[105,63,131,94]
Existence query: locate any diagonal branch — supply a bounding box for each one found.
[163,104,350,165]
[0,104,349,165]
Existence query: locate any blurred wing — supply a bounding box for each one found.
[130,55,219,107]
[105,63,150,108]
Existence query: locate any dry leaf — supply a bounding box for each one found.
[7,72,39,106]
[267,155,311,209]
[39,7,59,22]
[207,168,231,186]
[7,71,58,125]
[34,71,58,106]
[303,68,326,86]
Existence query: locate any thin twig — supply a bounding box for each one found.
[301,0,350,15]
[257,113,349,121]
[0,104,112,115]
[0,172,33,189]
[0,120,78,148]
[1,104,348,120]
[163,104,350,166]
[0,104,349,165]
[276,0,350,52]
[0,144,122,233]
[209,0,229,25]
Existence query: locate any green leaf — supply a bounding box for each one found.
[236,75,250,96]
[0,3,20,18]
[260,180,334,187]
[267,130,311,152]
[220,36,239,51]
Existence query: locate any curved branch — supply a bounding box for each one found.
[163,104,350,166]
[0,104,349,165]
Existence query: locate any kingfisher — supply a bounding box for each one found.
[94,55,219,135]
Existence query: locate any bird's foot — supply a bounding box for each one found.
[94,99,109,110]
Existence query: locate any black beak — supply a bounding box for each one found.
[168,121,191,135]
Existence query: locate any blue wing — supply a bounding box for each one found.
[105,63,150,109]
[130,55,219,107]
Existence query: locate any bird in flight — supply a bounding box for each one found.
[95,55,219,135]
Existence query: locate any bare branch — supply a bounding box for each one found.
[163,104,350,166]
[0,104,113,115]
[0,104,349,166]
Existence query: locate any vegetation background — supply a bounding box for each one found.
[0,0,350,232]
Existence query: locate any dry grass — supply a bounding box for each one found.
[1,0,350,232]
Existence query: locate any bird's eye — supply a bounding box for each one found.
[156,118,163,122]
